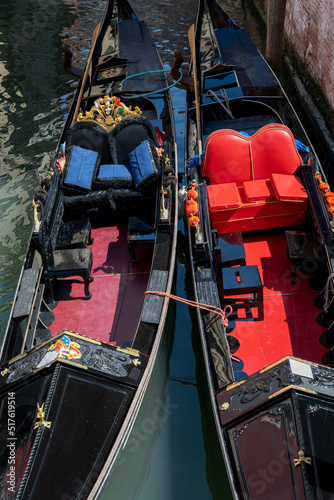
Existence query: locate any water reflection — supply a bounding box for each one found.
[0,0,321,499]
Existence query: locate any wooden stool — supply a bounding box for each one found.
[222,265,263,321]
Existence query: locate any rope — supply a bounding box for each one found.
[321,272,334,314]
[144,290,239,362]
[206,88,235,119]
[32,200,41,231]
[145,290,232,325]
[120,69,183,99]
[321,272,334,335]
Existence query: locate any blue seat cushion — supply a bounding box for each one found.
[64,146,99,192]
[98,164,132,179]
[128,140,160,191]
[94,164,133,189]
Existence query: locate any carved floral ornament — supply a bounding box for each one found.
[77,95,142,131]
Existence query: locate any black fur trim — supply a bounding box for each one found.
[63,190,109,210]
[65,122,116,164]
[110,116,160,165]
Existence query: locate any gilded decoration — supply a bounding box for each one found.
[34,403,52,430]
[77,95,142,131]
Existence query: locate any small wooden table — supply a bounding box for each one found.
[222,265,263,321]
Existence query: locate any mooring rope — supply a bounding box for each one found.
[144,290,239,362]
[120,69,183,99]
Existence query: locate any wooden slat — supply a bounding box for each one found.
[12,268,41,319]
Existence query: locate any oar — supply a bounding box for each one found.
[188,24,203,165]
[71,23,101,126]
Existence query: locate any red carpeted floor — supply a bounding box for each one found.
[49,223,151,346]
[229,230,327,376]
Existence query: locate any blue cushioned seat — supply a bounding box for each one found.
[64,146,99,192]
[98,164,132,179]
[95,164,133,189]
[128,140,160,191]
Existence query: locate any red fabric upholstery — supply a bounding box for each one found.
[202,130,252,185]
[250,125,302,180]
[202,124,303,185]
[207,183,241,210]
[210,211,306,234]
[243,179,275,202]
[271,173,308,201]
[208,184,307,233]
[207,182,308,234]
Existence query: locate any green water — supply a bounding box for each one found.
[0,0,323,498]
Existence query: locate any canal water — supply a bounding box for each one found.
[0,0,325,498]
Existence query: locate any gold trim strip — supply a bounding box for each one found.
[268,384,317,399]
[61,331,101,345]
[59,359,88,370]
[116,346,140,357]
[8,353,27,364]
[20,330,102,359]
[226,379,246,391]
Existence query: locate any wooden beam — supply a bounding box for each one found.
[265,0,287,77]
[71,23,101,126]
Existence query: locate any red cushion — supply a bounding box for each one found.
[271,173,308,201]
[243,179,275,201]
[202,130,252,185]
[207,183,241,211]
[250,125,302,180]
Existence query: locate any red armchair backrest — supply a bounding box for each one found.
[201,124,303,185]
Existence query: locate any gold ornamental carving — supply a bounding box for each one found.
[293,450,312,467]
[77,95,142,131]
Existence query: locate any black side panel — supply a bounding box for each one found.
[21,367,134,500]
[0,376,51,500]
[227,398,305,499]
[215,27,278,88]
[294,393,334,499]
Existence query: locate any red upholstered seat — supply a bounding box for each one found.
[207,183,241,210]
[271,173,308,201]
[202,130,252,185]
[243,179,276,202]
[203,124,307,234]
[202,124,303,185]
[250,126,302,180]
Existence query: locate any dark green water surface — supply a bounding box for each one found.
[0,1,322,498]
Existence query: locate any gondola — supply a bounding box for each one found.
[183,0,334,497]
[0,0,178,498]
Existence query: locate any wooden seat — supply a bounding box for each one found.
[56,218,93,249]
[38,178,94,302]
[222,265,263,321]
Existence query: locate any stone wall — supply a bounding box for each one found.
[252,0,334,142]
